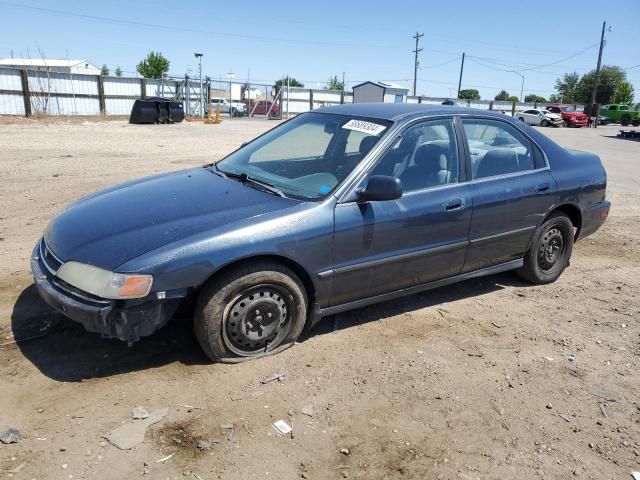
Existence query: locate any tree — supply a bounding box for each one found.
[325,75,344,91]
[575,65,627,104]
[494,90,510,101]
[101,64,109,76]
[524,94,547,103]
[458,89,480,100]
[507,95,520,102]
[615,81,634,105]
[136,51,170,79]
[554,72,580,104]
[115,66,123,77]
[275,76,304,88]
[548,93,563,103]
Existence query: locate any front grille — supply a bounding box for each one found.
[39,239,63,275]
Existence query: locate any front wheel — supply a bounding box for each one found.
[516,213,574,285]
[194,262,308,362]
[541,119,550,127]
[621,117,630,126]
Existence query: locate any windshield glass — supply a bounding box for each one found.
[561,106,575,112]
[217,112,392,200]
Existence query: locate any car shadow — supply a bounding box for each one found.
[10,285,209,382]
[12,272,531,382]
[601,134,640,142]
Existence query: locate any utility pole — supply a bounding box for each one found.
[194,53,203,118]
[342,71,345,92]
[457,52,465,99]
[589,21,608,128]
[412,32,424,97]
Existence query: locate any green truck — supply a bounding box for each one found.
[599,104,640,126]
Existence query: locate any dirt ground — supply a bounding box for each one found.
[0,117,638,480]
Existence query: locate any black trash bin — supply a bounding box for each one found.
[129,97,185,124]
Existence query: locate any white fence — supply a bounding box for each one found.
[0,67,580,118]
[0,67,203,116]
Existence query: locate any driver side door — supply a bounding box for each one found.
[329,118,472,306]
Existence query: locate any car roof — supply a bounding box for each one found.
[314,103,510,122]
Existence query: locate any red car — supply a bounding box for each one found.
[546,104,588,127]
[247,100,280,118]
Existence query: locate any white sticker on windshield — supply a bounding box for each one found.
[342,119,387,136]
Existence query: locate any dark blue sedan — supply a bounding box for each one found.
[31,104,610,361]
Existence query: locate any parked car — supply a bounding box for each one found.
[516,109,563,127]
[32,104,609,362]
[599,104,640,126]
[209,97,246,117]
[546,104,588,127]
[249,100,280,118]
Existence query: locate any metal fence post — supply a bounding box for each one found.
[140,78,147,99]
[20,69,32,117]
[340,90,344,104]
[309,89,313,111]
[418,96,422,104]
[97,75,106,115]
[489,101,493,111]
[511,101,516,116]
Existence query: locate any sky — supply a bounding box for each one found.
[1,0,639,101]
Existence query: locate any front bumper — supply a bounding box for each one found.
[577,200,611,241]
[30,241,185,343]
[564,117,588,126]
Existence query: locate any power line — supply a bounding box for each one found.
[0,1,402,50]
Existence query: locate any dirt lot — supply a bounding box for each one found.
[0,117,638,480]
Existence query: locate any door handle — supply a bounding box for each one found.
[443,198,465,211]
[535,183,550,193]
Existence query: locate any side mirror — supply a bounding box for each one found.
[357,175,402,202]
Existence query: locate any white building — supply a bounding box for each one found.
[0,58,101,75]
[352,81,409,103]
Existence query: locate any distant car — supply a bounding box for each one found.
[546,104,588,127]
[209,97,246,117]
[250,100,280,118]
[599,104,640,126]
[442,99,469,107]
[516,109,563,127]
[32,104,610,362]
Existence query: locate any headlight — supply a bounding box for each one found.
[56,261,153,299]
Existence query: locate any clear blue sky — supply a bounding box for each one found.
[2,0,639,101]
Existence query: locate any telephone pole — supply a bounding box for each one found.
[456,52,465,99]
[589,21,608,128]
[412,32,424,96]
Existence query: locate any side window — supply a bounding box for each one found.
[619,106,629,111]
[462,119,536,180]
[371,119,459,193]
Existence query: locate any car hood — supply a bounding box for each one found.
[543,113,562,119]
[563,111,587,118]
[44,167,299,271]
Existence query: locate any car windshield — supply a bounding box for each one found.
[561,106,575,112]
[216,112,392,200]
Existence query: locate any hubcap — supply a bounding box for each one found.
[538,227,564,272]
[222,284,291,356]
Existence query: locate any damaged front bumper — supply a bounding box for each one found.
[30,241,185,343]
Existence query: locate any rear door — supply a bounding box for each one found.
[460,117,558,272]
[330,117,472,306]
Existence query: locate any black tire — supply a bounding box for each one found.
[631,119,640,127]
[516,213,574,285]
[518,116,525,122]
[621,117,630,126]
[541,119,550,127]
[194,261,308,362]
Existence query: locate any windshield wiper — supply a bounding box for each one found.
[211,162,227,178]
[217,169,286,198]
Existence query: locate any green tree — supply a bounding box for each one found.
[614,81,634,105]
[275,76,304,88]
[325,75,344,91]
[458,89,480,100]
[494,90,510,101]
[101,64,109,76]
[524,94,547,103]
[554,72,580,103]
[115,66,123,77]
[136,51,170,79]
[575,65,627,104]
[548,93,562,103]
[507,95,520,102]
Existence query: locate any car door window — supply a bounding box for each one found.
[463,119,536,180]
[371,119,459,192]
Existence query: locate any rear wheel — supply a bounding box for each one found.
[516,213,574,285]
[194,262,308,362]
[632,119,640,127]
